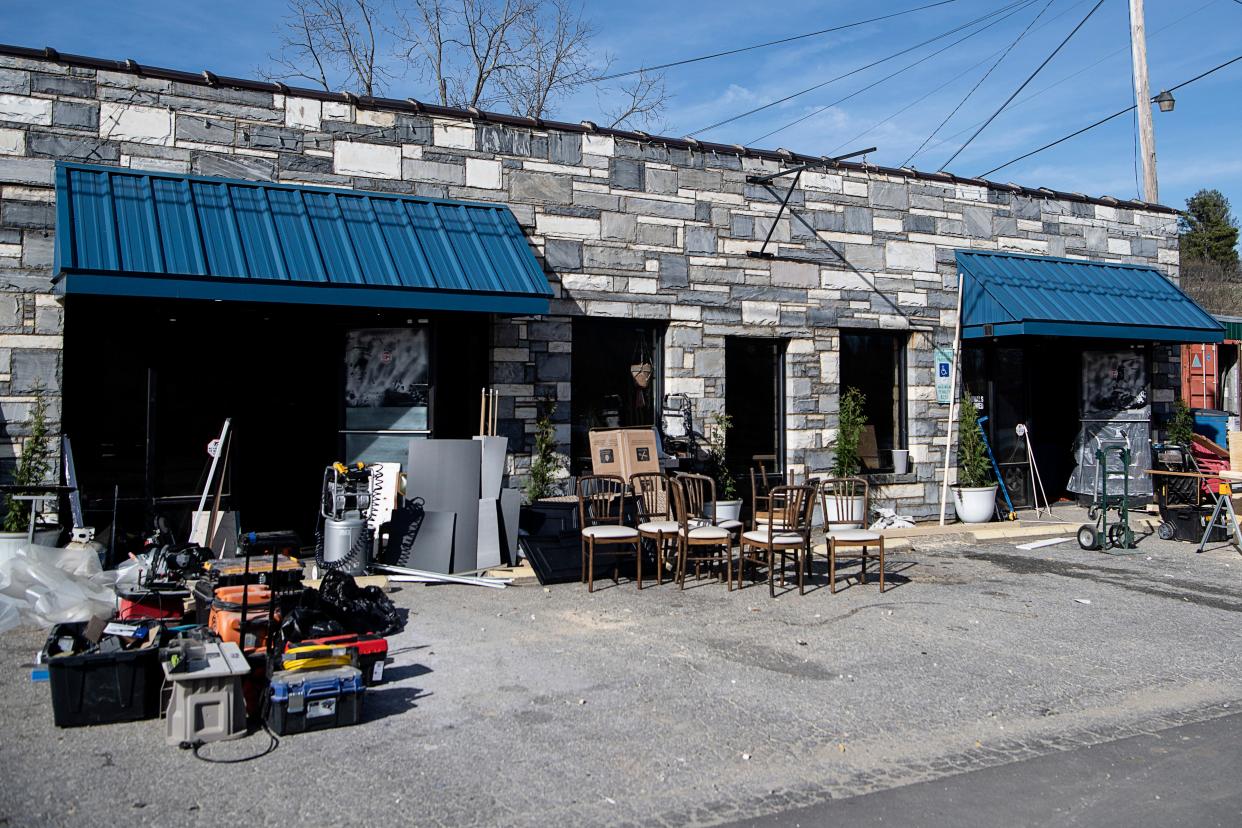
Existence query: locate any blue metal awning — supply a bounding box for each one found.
[53,162,552,315]
[956,250,1223,344]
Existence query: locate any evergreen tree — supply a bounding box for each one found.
[1179,189,1240,269]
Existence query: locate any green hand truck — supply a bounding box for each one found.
[1077,444,1138,552]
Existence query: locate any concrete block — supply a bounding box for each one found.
[0,128,23,155]
[52,100,99,129]
[511,171,572,203]
[100,102,173,145]
[285,97,321,129]
[0,93,51,125]
[0,157,53,186]
[402,157,464,185]
[334,141,402,179]
[466,157,502,189]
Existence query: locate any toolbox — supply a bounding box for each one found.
[266,665,365,735]
[43,621,164,728]
[117,586,190,622]
[285,633,388,685]
[207,584,279,652]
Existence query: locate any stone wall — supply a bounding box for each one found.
[0,52,1182,515]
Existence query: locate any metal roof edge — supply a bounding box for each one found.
[955,248,1167,274]
[5,42,1180,216]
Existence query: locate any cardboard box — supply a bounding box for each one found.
[589,428,660,481]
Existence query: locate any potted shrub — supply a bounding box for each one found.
[705,412,742,522]
[1166,398,1195,447]
[0,387,59,553]
[952,395,998,523]
[517,402,579,583]
[825,387,868,527]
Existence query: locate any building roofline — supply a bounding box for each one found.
[0,42,1181,216]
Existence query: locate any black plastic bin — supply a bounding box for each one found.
[43,623,163,727]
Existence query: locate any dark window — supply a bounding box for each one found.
[840,331,907,472]
[725,337,786,475]
[570,319,664,475]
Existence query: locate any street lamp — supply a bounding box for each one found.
[1154,90,1175,113]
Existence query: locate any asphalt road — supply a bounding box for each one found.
[2,531,1240,826]
[729,709,1242,827]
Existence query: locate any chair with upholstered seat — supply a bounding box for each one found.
[678,472,744,536]
[577,475,642,592]
[819,476,884,592]
[737,485,816,596]
[631,472,676,586]
[670,477,734,590]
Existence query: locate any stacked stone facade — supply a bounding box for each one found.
[0,49,1182,516]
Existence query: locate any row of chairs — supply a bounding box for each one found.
[576,473,884,595]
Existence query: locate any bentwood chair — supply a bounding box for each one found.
[669,477,734,590]
[678,472,745,536]
[630,472,676,586]
[737,485,817,596]
[577,475,641,592]
[819,476,885,592]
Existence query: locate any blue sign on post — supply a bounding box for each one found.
[934,347,954,404]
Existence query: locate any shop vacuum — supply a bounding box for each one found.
[315,462,380,577]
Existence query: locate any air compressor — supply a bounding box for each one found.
[315,462,380,576]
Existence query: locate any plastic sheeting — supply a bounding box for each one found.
[0,543,118,632]
[1068,350,1154,498]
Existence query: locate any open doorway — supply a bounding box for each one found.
[570,318,664,474]
[725,337,785,476]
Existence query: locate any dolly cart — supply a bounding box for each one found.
[1078,444,1137,552]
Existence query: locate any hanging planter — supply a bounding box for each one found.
[630,362,653,388]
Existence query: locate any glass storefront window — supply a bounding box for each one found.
[343,327,431,464]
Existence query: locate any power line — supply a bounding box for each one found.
[979,52,1242,179]
[592,0,963,83]
[903,0,1056,167]
[912,0,1218,159]
[749,0,1039,146]
[825,0,1093,157]
[686,0,1034,137]
[938,0,1107,171]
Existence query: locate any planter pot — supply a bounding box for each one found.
[705,500,743,523]
[519,499,582,585]
[820,495,866,530]
[892,449,910,475]
[952,485,998,524]
[0,526,60,560]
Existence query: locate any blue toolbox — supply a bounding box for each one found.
[266,665,365,735]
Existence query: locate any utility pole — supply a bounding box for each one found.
[1129,0,1158,202]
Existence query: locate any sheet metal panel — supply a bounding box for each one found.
[54,161,552,312]
[957,250,1224,343]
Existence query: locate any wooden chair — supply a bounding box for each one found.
[737,485,816,596]
[678,472,744,535]
[670,477,734,590]
[819,476,884,593]
[577,475,641,593]
[630,472,676,586]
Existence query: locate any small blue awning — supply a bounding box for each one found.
[53,162,552,315]
[957,250,1223,344]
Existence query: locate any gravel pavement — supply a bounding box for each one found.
[1,530,1240,826]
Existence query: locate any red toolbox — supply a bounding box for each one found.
[117,587,190,622]
[285,634,388,685]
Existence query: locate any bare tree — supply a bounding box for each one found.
[601,70,667,131]
[263,0,392,96]
[265,0,669,128]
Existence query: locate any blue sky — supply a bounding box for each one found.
[4,0,1241,214]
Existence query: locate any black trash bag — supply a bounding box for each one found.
[317,569,402,637]
[279,606,347,644]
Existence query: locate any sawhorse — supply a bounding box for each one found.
[1198,471,1242,553]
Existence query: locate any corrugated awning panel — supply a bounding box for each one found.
[956,250,1224,344]
[53,162,552,314]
